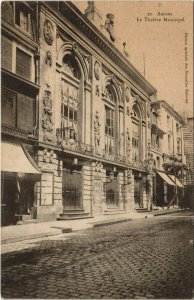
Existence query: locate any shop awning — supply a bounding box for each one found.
[168,175,184,188]
[1,139,41,175]
[157,171,175,186]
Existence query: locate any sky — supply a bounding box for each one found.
[74,1,193,117]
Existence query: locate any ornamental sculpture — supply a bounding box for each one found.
[126,128,131,156]
[94,61,100,80]
[42,88,53,141]
[43,20,54,45]
[96,85,100,97]
[105,13,116,42]
[126,87,130,103]
[94,111,101,147]
[45,50,52,66]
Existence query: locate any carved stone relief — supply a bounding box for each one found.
[96,85,100,97]
[95,161,103,174]
[126,107,130,116]
[43,20,54,45]
[45,50,52,66]
[126,87,130,103]
[43,149,54,163]
[124,169,132,185]
[147,104,151,118]
[42,85,53,142]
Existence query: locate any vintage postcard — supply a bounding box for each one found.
[1,1,193,299]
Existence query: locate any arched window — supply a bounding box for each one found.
[132,104,141,163]
[61,54,81,141]
[104,83,117,154]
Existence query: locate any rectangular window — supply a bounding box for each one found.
[2,87,35,132]
[16,48,31,80]
[15,3,32,34]
[105,106,115,153]
[2,88,16,127]
[105,106,114,137]
[63,105,68,118]
[177,140,181,155]
[168,135,172,153]
[17,94,35,132]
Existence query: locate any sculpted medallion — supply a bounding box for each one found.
[43,20,54,45]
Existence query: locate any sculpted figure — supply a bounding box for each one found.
[94,111,101,147]
[105,14,116,42]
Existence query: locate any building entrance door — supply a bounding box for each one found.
[134,177,142,207]
[106,176,118,208]
[62,166,82,210]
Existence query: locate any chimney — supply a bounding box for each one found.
[84,1,102,27]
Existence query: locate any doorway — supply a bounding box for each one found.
[62,165,82,210]
[105,173,118,208]
[134,177,143,207]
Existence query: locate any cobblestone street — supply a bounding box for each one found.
[1,212,193,299]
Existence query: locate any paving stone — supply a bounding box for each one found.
[1,213,193,299]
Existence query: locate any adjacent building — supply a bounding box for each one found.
[183,117,194,208]
[150,100,186,208]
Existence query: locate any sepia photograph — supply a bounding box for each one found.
[1,1,194,299]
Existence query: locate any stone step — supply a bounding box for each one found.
[104,209,125,215]
[135,208,148,212]
[57,212,92,220]
[61,209,85,214]
[23,219,38,224]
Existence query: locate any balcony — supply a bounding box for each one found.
[56,128,93,155]
[162,153,185,172]
[57,129,128,165]
[131,159,145,170]
[102,148,126,164]
[2,87,37,138]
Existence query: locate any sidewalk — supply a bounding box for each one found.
[1,208,186,244]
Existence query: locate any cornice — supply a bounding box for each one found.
[44,1,157,97]
[2,68,40,97]
[1,20,38,52]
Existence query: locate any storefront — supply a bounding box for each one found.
[154,171,183,208]
[1,138,41,226]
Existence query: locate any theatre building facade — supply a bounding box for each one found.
[1,1,157,224]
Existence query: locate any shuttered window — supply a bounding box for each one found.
[2,87,35,133]
[16,48,31,80]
